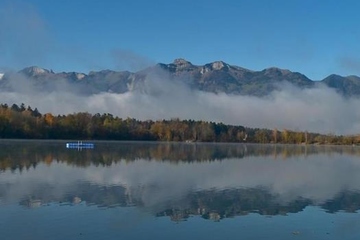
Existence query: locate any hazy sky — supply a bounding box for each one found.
[1,0,360,79]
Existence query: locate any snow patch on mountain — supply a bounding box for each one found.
[29,67,48,74]
[75,73,85,80]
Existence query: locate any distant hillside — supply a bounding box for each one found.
[1,59,360,96]
[321,74,360,96]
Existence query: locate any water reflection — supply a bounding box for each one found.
[1,140,360,222]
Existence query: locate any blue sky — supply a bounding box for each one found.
[1,0,360,79]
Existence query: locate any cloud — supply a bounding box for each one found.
[0,1,53,69]
[111,49,155,72]
[338,56,360,76]
[0,0,99,72]
[1,68,360,135]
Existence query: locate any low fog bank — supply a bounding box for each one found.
[0,72,359,135]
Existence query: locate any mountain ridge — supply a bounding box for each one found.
[1,59,359,97]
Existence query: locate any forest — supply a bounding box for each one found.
[0,103,359,145]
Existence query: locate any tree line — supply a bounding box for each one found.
[0,103,359,144]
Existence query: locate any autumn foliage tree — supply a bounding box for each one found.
[0,103,359,145]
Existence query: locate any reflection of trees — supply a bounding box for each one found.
[2,141,360,171]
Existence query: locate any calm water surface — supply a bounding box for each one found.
[1,140,360,240]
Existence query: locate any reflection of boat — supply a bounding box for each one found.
[20,199,42,208]
[66,141,94,149]
[73,196,82,204]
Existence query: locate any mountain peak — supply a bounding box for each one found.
[75,73,86,80]
[263,67,291,75]
[324,74,344,80]
[211,61,229,70]
[346,75,360,81]
[203,61,230,71]
[0,73,4,80]
[173,58,193,66]
[88,69,116,75]
[20,66,53,76]
[60,71,87,80]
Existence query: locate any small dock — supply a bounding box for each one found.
[66,142,94,149]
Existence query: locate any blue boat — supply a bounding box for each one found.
[66,141,94,149]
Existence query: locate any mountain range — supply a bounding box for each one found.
[1,58,360,97]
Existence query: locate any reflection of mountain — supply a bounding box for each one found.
[2,141,360,222]
[157,190,360,222]
[7,181,360,221]
[156,188,312,222]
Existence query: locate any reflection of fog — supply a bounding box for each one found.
[1,152,360,213]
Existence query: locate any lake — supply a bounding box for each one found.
[1,140,360,240]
